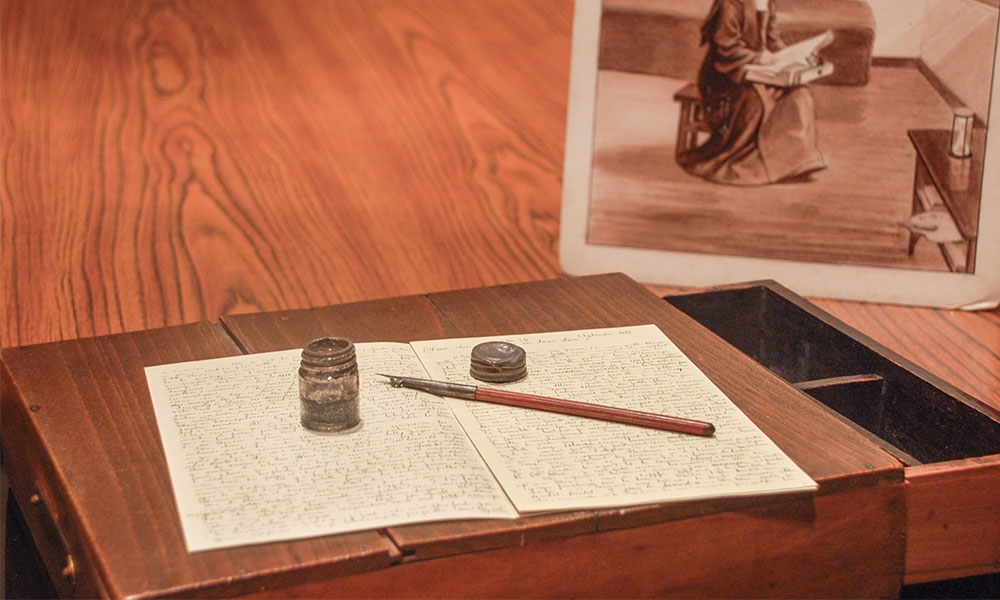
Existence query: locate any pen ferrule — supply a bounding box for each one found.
[390,375,477,400]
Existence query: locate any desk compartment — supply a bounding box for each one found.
[665,281,1000,583]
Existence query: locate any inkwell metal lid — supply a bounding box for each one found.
[470,341,527,383]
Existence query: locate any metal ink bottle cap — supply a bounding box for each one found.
[470,341,527,383]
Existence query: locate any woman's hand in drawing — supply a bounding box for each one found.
[756,49,776,65]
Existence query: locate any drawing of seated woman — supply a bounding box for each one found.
[677,0,827,185]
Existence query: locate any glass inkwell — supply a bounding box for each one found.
[298,336,362,433]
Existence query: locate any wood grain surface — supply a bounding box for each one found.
[1,0,997,420]
[1,0,567,345]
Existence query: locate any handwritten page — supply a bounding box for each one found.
[410,325,817,513]
[146,343,517,552]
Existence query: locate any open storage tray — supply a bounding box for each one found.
[665,281,1000,584]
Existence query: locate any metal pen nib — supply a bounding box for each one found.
[379,374,477,400]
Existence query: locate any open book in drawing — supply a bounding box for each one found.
[745,30,835,87]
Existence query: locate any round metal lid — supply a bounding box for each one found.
[469,341,527,383]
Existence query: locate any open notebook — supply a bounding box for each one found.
[146,324,816,552]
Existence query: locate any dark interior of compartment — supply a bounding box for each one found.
[666,286,1000,465]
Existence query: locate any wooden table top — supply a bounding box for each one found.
[1,274,908,597]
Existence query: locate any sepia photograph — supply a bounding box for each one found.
[562,0,1000,306]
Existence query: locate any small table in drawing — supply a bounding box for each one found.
[906,128,985,273]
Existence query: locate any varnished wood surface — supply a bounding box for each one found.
[1,0,568,345]
[2,274,906,598]
[2,0,997,415]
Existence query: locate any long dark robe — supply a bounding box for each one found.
[677,0,826,185]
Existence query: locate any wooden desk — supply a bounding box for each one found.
[2,274,910,598]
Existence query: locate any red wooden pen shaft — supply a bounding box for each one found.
[381,374,716,437]
[474,387,716,437]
